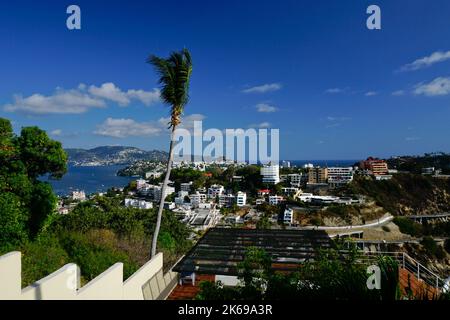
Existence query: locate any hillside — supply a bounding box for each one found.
[344,174,450,216]
[386,152,450,174]
[65,146,168,166]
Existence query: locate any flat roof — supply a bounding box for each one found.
[172,228,334,276]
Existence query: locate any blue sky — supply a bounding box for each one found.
[0,0,449,160]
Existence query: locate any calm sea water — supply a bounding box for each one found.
[42,165,135,196]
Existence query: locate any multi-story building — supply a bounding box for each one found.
[208,184,224,198]
[124,198,153,209]
[308,167,328,184]
[281,187,300,196]
[70,190,86,201]
[236,192,247,207]
[136,179,148,190]
[180,182,193,192]
[281,160,291,168]
[218,194,236,208]
[189,192,207,206]
[153,185,175,202]
[257,189,271,197]
[269,195,284,205]
[261,164,280,184]
[287,173,305,187]
[359,157,389,176]
[327,167,354,188]
[283,208,294,224]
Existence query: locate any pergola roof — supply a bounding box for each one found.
[173,228,334,276]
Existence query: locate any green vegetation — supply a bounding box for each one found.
[0,117,192,287]
[393,217,423,237]
[346,174,450,216]
[420,236,446,260]
[196,246,402,300]
[386,152,450,175]
[0,117,67,245]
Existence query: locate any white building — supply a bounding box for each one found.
[261,164,280,184]
[145,171,162,179]
[124,198,153,209]
[287,173,304,187]
[281,160,291,168]
[236,192,247,207]
[269,195,284,205]
[208,184,224,198]
[136,179,148,190]
[70,190,86,201]
[327,167,354,188]
[180,182,193,192]
[283,208,294,224]
[189,192,207,206]
[153,185,175,202]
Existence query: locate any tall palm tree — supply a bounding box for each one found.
[147,49,193,258]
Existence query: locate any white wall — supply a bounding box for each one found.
[0,252,174,300]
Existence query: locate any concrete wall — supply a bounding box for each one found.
[0,251,176,300]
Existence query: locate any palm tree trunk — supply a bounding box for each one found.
[151,126,176,258]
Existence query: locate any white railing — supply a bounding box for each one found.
[360,251,445,291]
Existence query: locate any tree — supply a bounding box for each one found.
[0,118,67,242]
[147,49,193,257]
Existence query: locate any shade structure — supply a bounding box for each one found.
[173,227,334,276]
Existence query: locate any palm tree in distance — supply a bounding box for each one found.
[147,49,193,258]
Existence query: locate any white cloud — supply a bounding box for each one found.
[392,90,405,96]
[50,129,62,136]
[327,116,351,122]
[365,91,378,96]
[94,118,162,138]
[414,77,450,96]
[89,83,160,106]
[255,103,278,113]
[249,122,271,128]
[3,82,160,115]
[325,88,345,94]
[3,89,105,114]
[242,83,282,94]
[126,88,160,106]
[400,50,450,72]
[405,137,420,141]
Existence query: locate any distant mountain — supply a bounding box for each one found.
[65,146,168,166]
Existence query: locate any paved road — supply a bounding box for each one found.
[287,214,394,231]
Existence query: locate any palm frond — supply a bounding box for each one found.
[147,49,193,128]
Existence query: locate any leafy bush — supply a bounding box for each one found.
[393,217,423,237]
[20,235,69,287]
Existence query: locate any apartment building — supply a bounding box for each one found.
[189,192,207,206]
[260,164,280,184]
[327,167,354,188]
[236,191,247,207]
[152,185,176,202]
[218,194,235,208]
[269,195,284,205]
[180,181,193,192]
[283,208,294,224]
[208,184,225,198]
[359,157,389,176]
[308,167,328,184]
[124,198,153,209]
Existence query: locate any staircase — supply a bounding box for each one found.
[362,251,446,299]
